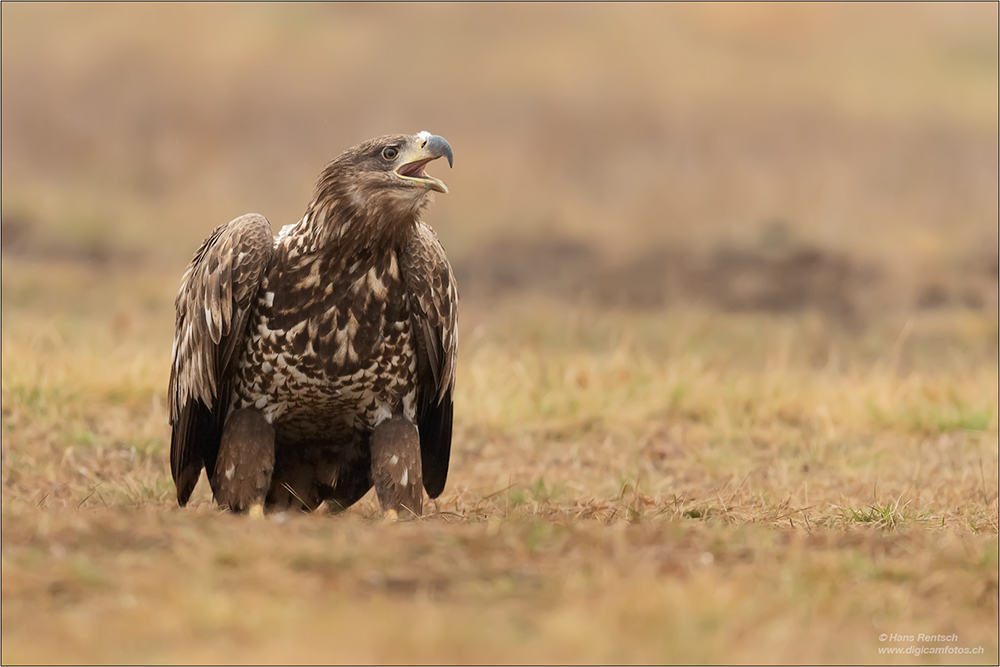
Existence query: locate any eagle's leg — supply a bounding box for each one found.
[212,408,275,516]
[370,414,423,518]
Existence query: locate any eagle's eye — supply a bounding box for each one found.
[381,146,399,161]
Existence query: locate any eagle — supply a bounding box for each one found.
[167,131,457,518]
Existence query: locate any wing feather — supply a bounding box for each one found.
[401,222,458,498]
[168,213,274,505]
[219,260,234,332]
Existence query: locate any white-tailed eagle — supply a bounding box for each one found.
[168,132,458,517]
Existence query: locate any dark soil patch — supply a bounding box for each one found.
[1,212,145,268]
[453,235,998,323]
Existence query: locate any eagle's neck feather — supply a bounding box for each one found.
[288,189,420,259]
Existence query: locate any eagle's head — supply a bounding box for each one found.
[312,132,454,237]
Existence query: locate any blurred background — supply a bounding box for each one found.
[2,7,997,663]
[2,2,997,323]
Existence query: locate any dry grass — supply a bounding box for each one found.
[2,3,998,665]
[2,261,997,664]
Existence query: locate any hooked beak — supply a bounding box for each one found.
[394,131,453,194]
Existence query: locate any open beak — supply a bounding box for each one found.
[394,131,453,194]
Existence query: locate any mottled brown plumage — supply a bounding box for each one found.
[168,132,458,515]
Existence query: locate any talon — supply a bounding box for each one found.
[384,509,399,523]
[248,503,265,519]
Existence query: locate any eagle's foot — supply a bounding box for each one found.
[370,415,423,518]
[213,408,275,515]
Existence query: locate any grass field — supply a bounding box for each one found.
[2,3,998,664]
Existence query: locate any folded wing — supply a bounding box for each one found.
[401,222,459,499]
[168,213,274,505]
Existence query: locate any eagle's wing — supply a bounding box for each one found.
[168,213,274,505]
[401,222,458,499]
